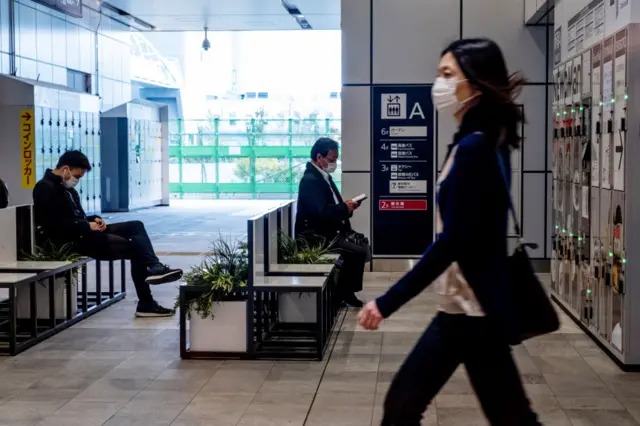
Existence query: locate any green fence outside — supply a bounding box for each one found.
[169,118,342,199]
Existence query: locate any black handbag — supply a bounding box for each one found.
[497,153,560,345]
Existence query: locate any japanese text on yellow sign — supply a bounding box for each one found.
[20,109,35,189]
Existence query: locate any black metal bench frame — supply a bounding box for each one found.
[0,258,126,355]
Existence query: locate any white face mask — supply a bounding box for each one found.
[432,77,462,112]
[62,170,79,189]
[432,77,477,114]
[325,162,337,174]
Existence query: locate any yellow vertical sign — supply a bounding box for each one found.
[20,109,35,189]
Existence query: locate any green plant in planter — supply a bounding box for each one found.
[176,235,249,319]
[278,231,336,264]
[23,241,82,263]
[23,241,82,284]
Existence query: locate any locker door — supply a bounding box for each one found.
[129,119,135,208]
[87,114,96,214]
[94,113,102,214]
[46,108,54,170]
[63,111,71,152]
[52,110,61,166]
[610,192,624,352]
[551,180,560,293]
[35,107,45,181]
[598,188,612,339]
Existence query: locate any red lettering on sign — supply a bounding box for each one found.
[379,200,427,211]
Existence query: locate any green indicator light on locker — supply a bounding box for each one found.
[555,225,559,229]
[570,233,574,237]
[562,229,566,233]
[622,258,627,264]
[556,113,560,117]
[625,95,629,100]
[564,112,568,115]
[580,107,584,111]
[600,102,604,106]
[611,99,616,103]
[571,109,575,113]
[587,289,592,294]
[578,237,583,241]
[609,252,613,257]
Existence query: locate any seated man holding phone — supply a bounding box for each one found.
[295,138,371,307]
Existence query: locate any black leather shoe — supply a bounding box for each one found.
[342,293,364,308]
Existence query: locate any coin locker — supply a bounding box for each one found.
[549,15,640,367]
[100,100,169,212]
[0,76,101,212]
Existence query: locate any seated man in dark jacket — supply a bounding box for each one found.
[33,150,182,318]
[295,138,370,307]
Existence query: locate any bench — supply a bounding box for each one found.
[264,200,337,277]
[0,205,126,355]
[179,204,343,360]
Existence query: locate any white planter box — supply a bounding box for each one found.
[189,301,247,352]
[278,293,316,323]
[16,276,78,320]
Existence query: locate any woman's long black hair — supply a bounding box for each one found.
[442,38,526,149]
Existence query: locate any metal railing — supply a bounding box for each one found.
[169,118,341,199]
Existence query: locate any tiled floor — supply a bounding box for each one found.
[0,268,639,425]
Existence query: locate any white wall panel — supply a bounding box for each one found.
[341,0,370,84]
[0,52,9,74]
[52,65,66,86]
[341,172,371,240]
[372,0,459,84]
[52,17,66,68]
[547,85,553,170]
[66,21,80,70]
[79,28,93,74]
[21,57,37,79]
[36,11,52,64]
[341,86,371,172]
[17,3,36,60]
[463,0,547,83]
[0,0,9,53]
[519,85,548,171]
[523,173,546,258]
[37,62,53,83]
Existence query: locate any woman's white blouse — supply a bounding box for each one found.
[434,145,486,317]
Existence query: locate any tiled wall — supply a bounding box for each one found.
[341,0,553,260]
[0,0,132,111]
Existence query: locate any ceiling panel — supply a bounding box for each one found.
[98,0,340,31]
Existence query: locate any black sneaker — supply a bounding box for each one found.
[135,301,174,318]
[145,264,183,285]
[342,293,364,308]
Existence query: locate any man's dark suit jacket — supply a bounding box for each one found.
[295,162,352,243]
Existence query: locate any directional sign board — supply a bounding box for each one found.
[20,109,35,189]
[372,86,434,256]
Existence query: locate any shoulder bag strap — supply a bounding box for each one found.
[496,151,522,237]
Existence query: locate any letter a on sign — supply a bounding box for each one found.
[409,102,425,119]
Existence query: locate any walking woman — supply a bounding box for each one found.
[358,38,542,425]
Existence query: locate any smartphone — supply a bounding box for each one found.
[352,194,368,203]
